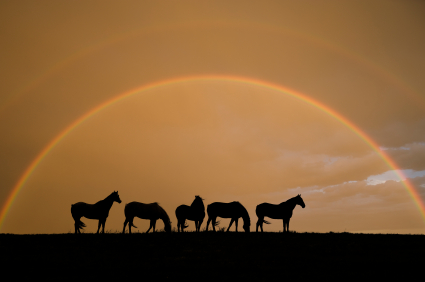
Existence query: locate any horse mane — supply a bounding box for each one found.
[104,191,116,201]
[283,195,299,204]
[94,191,115,204]
[233,202,250,225]
[156,204,171,226]
[191,196,204,209]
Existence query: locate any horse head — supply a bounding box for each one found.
[112,191,122,204]
[164,221,172,233]
[297,194,305,208]
[192,195,205,209]
[195,195,204,201]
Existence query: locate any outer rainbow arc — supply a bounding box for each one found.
[2,20,425,115]
[0,75,422,231]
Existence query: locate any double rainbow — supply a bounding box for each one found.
[0,75,422,230]
[2,20,425,114]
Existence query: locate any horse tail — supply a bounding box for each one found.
[182,220,189,229]
[263,220,271,224]
[76,219,86,230]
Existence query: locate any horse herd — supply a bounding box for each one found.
[71,191,306,234]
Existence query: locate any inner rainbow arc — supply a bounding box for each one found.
[0,74,422,231]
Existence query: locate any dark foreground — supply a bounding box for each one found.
[1,232,423,280]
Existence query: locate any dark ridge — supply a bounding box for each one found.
[0,232,422,279]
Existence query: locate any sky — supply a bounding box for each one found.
[1,0,425,234]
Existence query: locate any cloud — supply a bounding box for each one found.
[380,146,410,151]
[377,142,425,172]
[366,169,425,185]
[254,176,425,232]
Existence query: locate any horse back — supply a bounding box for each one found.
[125,202,161,220]
[71,202,89,214]
[176,204,205,221]
[207,202,244,219]
[71,202,103,219]
[256,203,292,220]
[175,204,189,217]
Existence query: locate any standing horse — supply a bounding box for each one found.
[256,194,305,232]
[71,191,122,234]
[175,196,205,232]
[206,201,251,232]
[122,202,171,233]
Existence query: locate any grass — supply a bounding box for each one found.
[0,231,423,280]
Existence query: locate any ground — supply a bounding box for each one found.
[0,231,422,280]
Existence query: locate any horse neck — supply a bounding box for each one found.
[284,198,298,210]
[160,215,171,228]
[157,208,171,228]
[240,206,250,225]
[242,214,250,225]
[191,200,204,210]
[101,194,115,209]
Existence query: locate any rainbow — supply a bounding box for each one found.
[2,20,424,114]
[0,75,423,231]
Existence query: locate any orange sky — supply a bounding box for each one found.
[1,0,425,234]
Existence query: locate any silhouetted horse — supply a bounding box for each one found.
[122,202,171,233]
[256,194,305,232]
[206,201,251,232]
[175,196,205,232]
[71,191,122,234]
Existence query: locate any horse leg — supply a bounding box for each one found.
[123,218,128,234]
[129,218,133,234]
[206,217,211,231]
[235,218,238,232]
[256,216,263,232]
[96,220,102,234]
[74,220,78,234]
[182,220,188,232]
[153,219,156,232]
[227,219,234,232]
[101,219,106,234]
[212,217,217,232]
[146,220,153,233]
[287,218,291,233]
[199,218,204,232]
[260,217,264,232]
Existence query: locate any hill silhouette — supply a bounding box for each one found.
[0,232,422,280]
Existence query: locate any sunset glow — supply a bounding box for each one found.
[1,1,425,234]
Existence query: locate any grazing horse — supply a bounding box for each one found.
[71,191,122,234]
[206,201,251,232]
[122,202,171,233]
[175,196,205,232]
[256,194,305,232]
